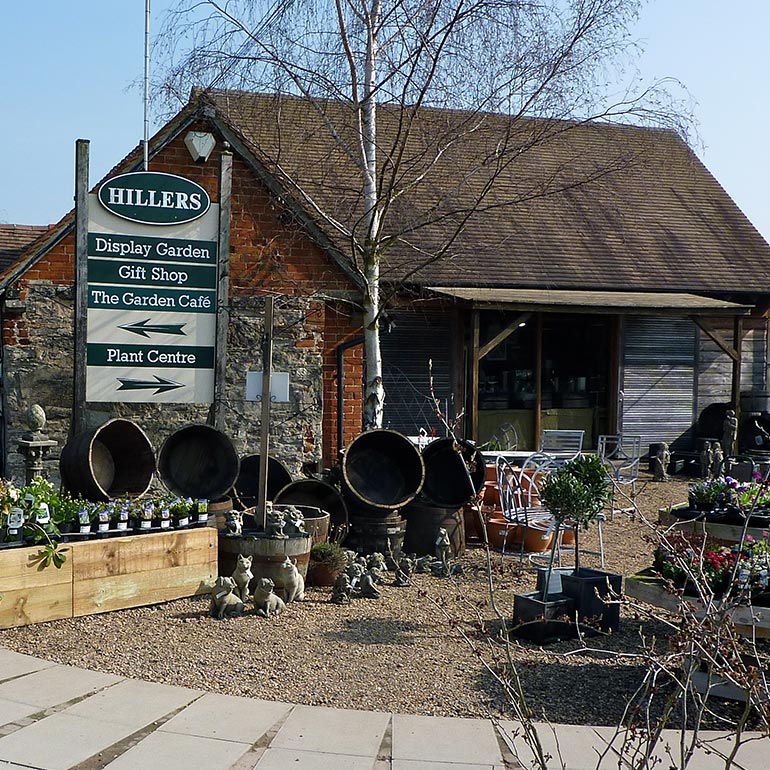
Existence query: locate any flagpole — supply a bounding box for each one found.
[143,0,151,170]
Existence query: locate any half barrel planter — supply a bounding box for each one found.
[60,418,155,502]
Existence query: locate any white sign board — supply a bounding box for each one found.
[86,186,219,403]
[246,372,290,403]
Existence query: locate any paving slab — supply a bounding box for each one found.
[0,664,122,709]
[392,714,502,766]
[0,711,140,770]
[254,747,378,770]
[0,648,55,682]
[270,705,390,757]
[159,692,291,744]
[63,678,201,728]
[100,729,251,770]
[0,698,39,729]
[392,760,506,770]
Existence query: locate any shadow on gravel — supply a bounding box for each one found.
[323,617,429,645]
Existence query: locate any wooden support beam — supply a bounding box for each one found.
[478,312,532,360]
[731,316,743,417]
[534,313,543,447]
[470,310,480,440]
[692,318,739,361]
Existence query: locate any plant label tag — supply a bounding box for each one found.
[36,503,51,524]
[8,508,24,529]
[140,520,152,529]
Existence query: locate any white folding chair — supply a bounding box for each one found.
[540,429,584,466]
[496,456,553,560]
[598,434,642,518]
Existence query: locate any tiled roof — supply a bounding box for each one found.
[202,89,770,295]
[0,224,49,273]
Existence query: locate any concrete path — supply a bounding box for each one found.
[0,647,766,770]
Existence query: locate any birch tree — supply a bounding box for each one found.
[155,0,685,429]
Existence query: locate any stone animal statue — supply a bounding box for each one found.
[435,527,452,569]
[331,572,353,604]
[358,568,381,599]
[209,576,245,619]
[231,553,253,600]
[652,442,670,482]
[265,503,288,538]
[347,562,365,588]
[342,549,358,566]
[393,556,414,587]
[282,505,306,534]
[279,556,305,603]
[224,509,243,536]
[253,577,286,618]
[367,552,387,572]
[414,555,434,574]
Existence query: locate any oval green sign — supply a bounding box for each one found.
[98,172,211,226]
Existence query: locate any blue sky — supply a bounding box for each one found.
[2,1,768,243]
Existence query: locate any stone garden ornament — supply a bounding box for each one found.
[331,572,353,604]
[700,441,714,480]
[279,556,305,602]
[265,503,288,538]
[653,442,671,482]
[723,408,739,457]
[209,576,245,619]
[231,553,253,600]
[253,577,286,617]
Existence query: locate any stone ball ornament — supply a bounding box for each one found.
[26,403,47,432]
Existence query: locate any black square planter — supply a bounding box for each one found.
[512,591,577,643]
[560,568,622,632]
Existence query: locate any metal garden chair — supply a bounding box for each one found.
[598,434,642,518]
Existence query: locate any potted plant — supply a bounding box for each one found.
[512,466,589,637]
[553,455,620,631]
[0,479,24,548]
[169,496,193,528]
[307,541,347,586]
[50,489,83,537]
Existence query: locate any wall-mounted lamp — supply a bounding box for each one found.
[184,131,217,163]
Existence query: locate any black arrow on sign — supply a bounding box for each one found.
[118,319,187,338]
[116,376,185,394]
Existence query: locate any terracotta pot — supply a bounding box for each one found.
[559,523,576,547]
[521,521,553,553]
[485,516,523,551]
[307,562,340,587]
[483,481,500,507]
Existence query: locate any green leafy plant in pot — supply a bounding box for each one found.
[308,541,347,586]
[543,455,620,630]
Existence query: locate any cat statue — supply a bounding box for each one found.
[209,576,245,619]
[280,556,306,603]
[231,553,253,600]
[252,577,286,618]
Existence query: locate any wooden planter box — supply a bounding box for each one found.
[658,504,770,545]
[625,569,770,639]
[0,527,217,630]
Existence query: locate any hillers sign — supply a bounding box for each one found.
[86,170,219,404]
[98,171,211,225]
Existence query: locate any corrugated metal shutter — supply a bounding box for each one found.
[381,311,453,435]
[621,316,696,451]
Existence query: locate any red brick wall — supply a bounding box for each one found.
[5,122,364,468]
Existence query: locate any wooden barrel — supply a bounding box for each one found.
[218,533,311,593]
[342,430,424,513]
[344,512,407,557]
[403,501,465,557]
[274,479,349,541]
[158,424,239,501]
[420,438,483,508]
[60,418,155,501]
[275,504,330,546]
[233,454,293,508]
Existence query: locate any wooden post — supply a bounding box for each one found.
[534,313,543,448]
[731,315,743,421]
[210,148,232,430]
[470,310,480,440]
[257,295,275,530]
[72,139,89,438]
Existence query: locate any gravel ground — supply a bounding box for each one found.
[0,472,729,726]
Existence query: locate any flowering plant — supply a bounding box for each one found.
[654,530,770,597]
[688,477,732,505]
